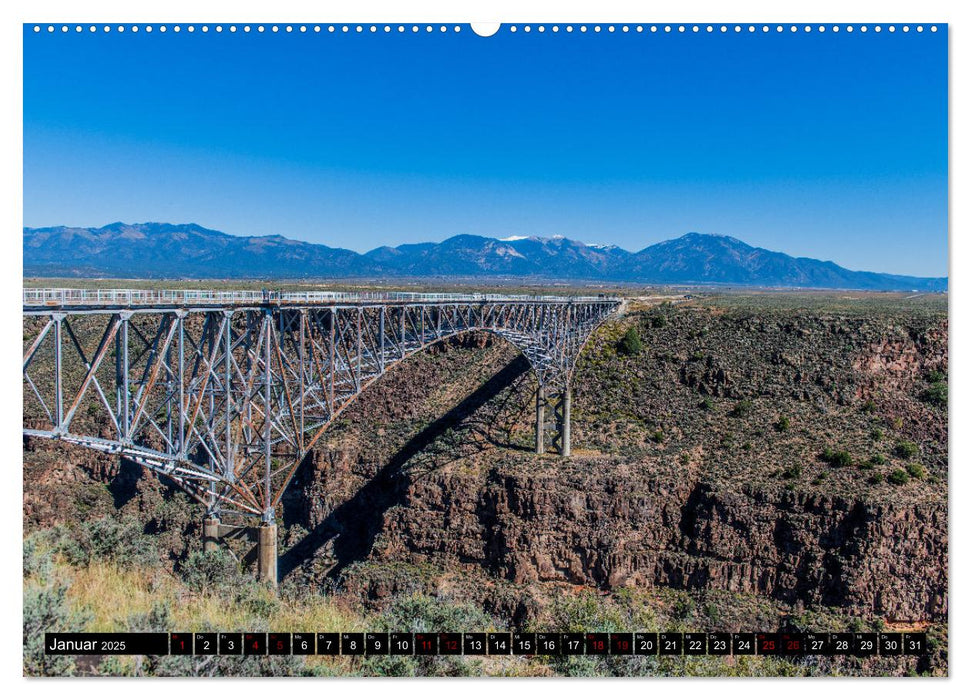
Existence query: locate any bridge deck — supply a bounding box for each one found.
[23,287,618,311]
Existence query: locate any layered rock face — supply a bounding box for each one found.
[292,451,946,622]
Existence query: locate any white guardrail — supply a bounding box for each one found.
[23,288,618,307]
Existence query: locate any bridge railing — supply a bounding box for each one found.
[23,288,619,308]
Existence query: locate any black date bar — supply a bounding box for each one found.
[45,633,169,655]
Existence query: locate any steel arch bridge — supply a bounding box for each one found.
[23,288,620,581]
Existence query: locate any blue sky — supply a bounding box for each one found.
[24,25,947,276]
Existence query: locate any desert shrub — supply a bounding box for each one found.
[377,594,495,633]
[241,584,283,619]
[870,428,884,441]
[861,454,887,470]
[861,399,877,413]
[24,532,55,579]
[894,441,919,459]
[821,448,853,468]
[906,463,927,480]
[617,327,643,356]
[651,429,664,443]
[690,350,705,362]
[730,400,753,418]
[548,590,637,634]
[781,465,802,479]
[95,657,132,676]
[648,314,668,329]
[361,594,494,677]
[145,643,310,677]
[775,416,791,432]
[180,548,246,596]
[887,469,910,486]
[699,398,714,411]
[922,381,947,408]
[56,515,160,568]
[868,473,885,485]
[127,600,173,632]
[283,524,310,548]
[23,581,93,676]
[927,370,945,383]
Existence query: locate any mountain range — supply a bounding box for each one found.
[22,222,947,292]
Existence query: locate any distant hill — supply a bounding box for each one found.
[23,222,363,279]
[22,223,947,292]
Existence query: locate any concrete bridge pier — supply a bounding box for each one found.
[257,522,278,587]
[203,516,221,553]
[560,386,571,457]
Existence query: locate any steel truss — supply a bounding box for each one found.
[23,290,620,525]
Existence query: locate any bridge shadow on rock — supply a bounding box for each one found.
[107,457,146,510]
[278,355,533,582]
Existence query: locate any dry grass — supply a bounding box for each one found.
[67,562,177,631]
[37,556,363,634]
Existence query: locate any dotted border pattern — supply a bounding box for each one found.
[30,23,941,35]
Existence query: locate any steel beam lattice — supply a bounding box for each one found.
[23,289,620,525]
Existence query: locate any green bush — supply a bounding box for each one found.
[861,399,877,414]
[730,400,753,418]
[811,470,830,486]
[648,314,668,329]
[24,533,55,580]
[775,416,791,432]
[927,370,945,383]
[887,469,910,486]
[23,581,93,676]
[870,428,884,441]
[821,448,853,468]
[699,398,714,411]
[95,657,132,677]
[781,465,802,479]
[868,473,884,485]
[180,549,245,596]
[378,594,495,633]
[894,441,919,459]
[906,463,927,480]
[922,381,947,408]
[55,515,160,568]
[617,327,643,356]
[361,594,495,677]
[861,454,888,469]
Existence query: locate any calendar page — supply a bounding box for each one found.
[21,18,947,679]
